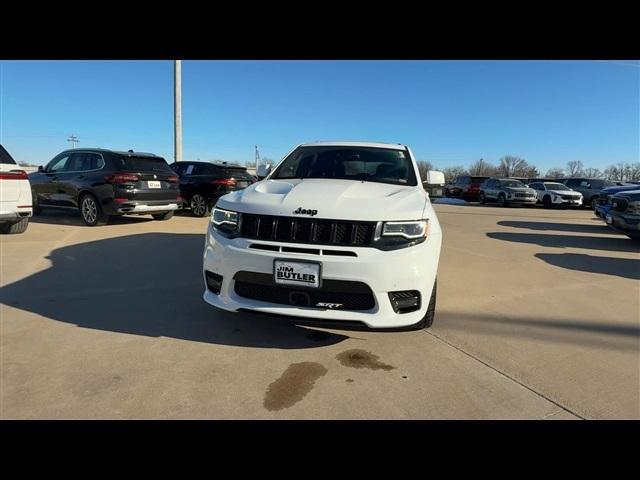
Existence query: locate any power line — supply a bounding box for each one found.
[67,135,79,148]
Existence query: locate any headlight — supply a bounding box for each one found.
[211,207,240,236]
[382,220,428,239]
[373,220,429,250]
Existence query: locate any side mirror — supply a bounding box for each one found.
[256,163,271,179]
[38,165,45,172]
[425,170,445,186]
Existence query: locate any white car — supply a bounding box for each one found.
[528,181,583,208]
[0,145,33,234]
[202,141,444,329]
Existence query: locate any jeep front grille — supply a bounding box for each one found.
[239,214,376,246]
[612,198,629,212]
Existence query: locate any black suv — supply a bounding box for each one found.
[169,161,255,217]
[29,148,180,226]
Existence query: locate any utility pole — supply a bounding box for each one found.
[255,145,260,170]
[174,60,183,162]
[67,135,79,149]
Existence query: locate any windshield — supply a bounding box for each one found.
[502,180,525,188]
[271,146,417,186]
[543,182,569,191]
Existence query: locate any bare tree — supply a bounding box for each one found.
[497,155,528,177]
[604,162,640,182]
[468,158,497,176]
[583,167,603,179]
[416,160,434,181]
[441,166,467,183]
[566,160,584,177]
[545,167,564,179]
[604,164,624,181]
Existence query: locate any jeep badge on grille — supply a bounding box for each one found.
[293,207,318,216]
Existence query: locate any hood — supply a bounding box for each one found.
[217,178,428,221]
[614,189,640,201]
[504,186,536,193]
[546,189,581,196]
[601,185,640,195]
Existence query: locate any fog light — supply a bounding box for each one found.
[205,271,223,294]
[389,290,421,313]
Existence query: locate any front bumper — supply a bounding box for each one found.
[202,225,442,329]
[551,196,582,206]
[595,205,609,219]
[606,211,640,235]
[507,197,537,204]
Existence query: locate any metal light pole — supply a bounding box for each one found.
[174,60,183,162]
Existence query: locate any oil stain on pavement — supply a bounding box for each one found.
[336,349,395,371]
[264,362,328,411]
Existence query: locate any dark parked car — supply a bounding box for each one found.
[558,178,616,210]
[444,175,489,201]
[479,178,537,207]
[29,148,180,226]
[169,161,256,217]
[594,184,640,219]
[605,189,640,239]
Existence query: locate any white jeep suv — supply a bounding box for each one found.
[0,145,33,234]
[202,142,444,329]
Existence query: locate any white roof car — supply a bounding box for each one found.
[202,141,445,329]
[529,181,583,208]
[0,145,33,234]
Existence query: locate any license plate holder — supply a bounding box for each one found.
[148,180,161,189]
[274,259,322,289]
[606,215,612,224]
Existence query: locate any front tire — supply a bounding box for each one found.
[590,196,598,210]
[152,210,174,221]
[498,194,508,207]
[542,195,552,209]
[0,217,29,234]
[79,194,109,226]
[189,194,209,217]
[479,192,486,204]
[412,280,437,330]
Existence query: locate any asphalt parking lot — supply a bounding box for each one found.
[1,204,639,419]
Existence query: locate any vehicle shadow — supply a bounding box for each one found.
[435,311,639,352]
[0,233,349,349]
[497,220,614,235]
[30,210,154,226]
[486,232,640,253]
[535,253,640,280]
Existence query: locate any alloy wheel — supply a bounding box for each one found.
[191,194,207,217]
[82,197,97,224]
